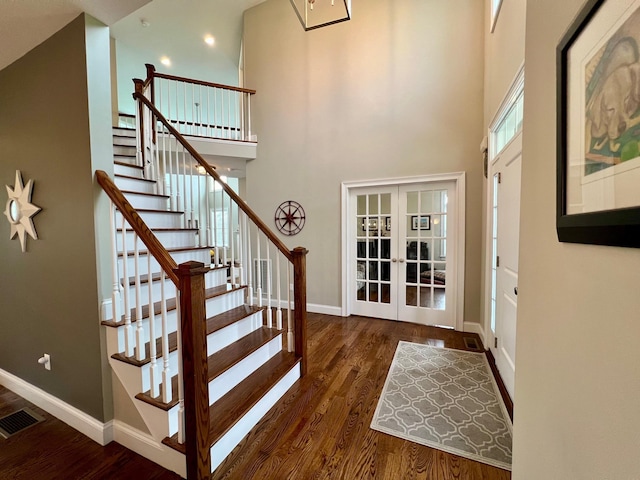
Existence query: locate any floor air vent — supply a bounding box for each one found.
[463,337,481,351]
[0,408,44,439]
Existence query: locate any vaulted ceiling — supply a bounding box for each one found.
[0,0,267,77]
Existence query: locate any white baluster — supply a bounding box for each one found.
[206,87,211,138]
[240,91,245,141]
[134,234,145,361]
[197,165,204,247]
[276,251,283,331]
[256,229,262,307]
[160,270,171,403]
[246,222,253,306]
[110,202,121,323]
[213,88,218,138]
[222,193,227,266]
[213,178,218,265]
[230,202,236,285]
[148,254,159,398]
[206,175,212,247]
[182,144,188,227]
[247,93,252,141]
[189,154,195,233]
[266,241,272,328]
[287,262,293,352]
[227,89,232,140]
[121,218,133,357]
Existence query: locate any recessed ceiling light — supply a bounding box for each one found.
[160,56,171,66]
[204,35,215,46]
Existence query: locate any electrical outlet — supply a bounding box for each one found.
[38,354,51,371]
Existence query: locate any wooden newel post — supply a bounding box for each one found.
[132,78,146,167]
[292,247,308,376]
[175,261,210,480]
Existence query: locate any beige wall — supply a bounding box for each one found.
[513,0,640,477]
[0,14,111,421]
[244,0,485,318]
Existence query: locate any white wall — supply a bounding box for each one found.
[244,0,485,317]
[513,0,640,477]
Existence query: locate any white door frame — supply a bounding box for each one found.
[341,172,466,331]
[484,63,524,348]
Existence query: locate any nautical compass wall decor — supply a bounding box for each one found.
[274,200,305,236]
[4,171,41,252]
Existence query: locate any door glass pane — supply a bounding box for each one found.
[357,195,367,215]
[368,282,378,302]
[406,285,417,306]
[381,261,390,282]
[369,261,378,280]
[433,286,446,310]
[368,194,379,214]
[406,191,418,213]
[381,283,391,304]
[380,193,391,215]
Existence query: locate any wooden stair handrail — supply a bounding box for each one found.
[145,63,256,95]
[132,91,293,263]
[96,170,179,286]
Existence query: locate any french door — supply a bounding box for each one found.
[348,181,457,328]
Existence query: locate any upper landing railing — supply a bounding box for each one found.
[140,63,256,142]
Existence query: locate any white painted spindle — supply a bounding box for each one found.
[110,202,121,323]
[121,218,133,357]
[134,233,145,361]
[160,270,171,403]
[148,254,159,398]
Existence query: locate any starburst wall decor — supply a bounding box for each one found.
[4,171,41,252]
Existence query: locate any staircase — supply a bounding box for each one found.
[102,126,304,478]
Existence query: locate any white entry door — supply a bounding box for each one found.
[349,181,457,328]
[488,132,522,398]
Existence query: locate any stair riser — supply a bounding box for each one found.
[118,249,212,276]
[117,229,198,251]
[210,363,301,473]
[115,176,157,194]
[121,193,169,211]
[209,334,283,405]
[113,144,137,155]
[116,210,184,229]
[206,311,263,355]
[205,288,246,318]
[113,128,136,138]
[114,163,145,178]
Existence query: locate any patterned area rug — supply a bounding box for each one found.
[371,341,512,470]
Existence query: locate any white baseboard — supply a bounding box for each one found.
[463,321,486,349]
[0,368,113,445]
[113,421,186,478]
[307,303,342,316]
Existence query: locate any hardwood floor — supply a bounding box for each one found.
[212,313,512,480]
[0,314,511,479]
[0,386,181,480]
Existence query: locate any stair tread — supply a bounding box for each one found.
[118,244,214,258]
[102,283,246,327]
[162,351,300,454]
[207,304,265,334]
[208,326,282,380]
[115,173,156,183]
[114,160,142,169]
[120,190,170,199]
[121,265,225,286]
[117,226,195,233]
[118,207,184,215]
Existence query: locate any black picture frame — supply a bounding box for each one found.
[411,215,430,230]
[557,0,640,248]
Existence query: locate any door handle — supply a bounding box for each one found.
[514,287,518,296]
[392,258,397,262]
[399,258,405,263]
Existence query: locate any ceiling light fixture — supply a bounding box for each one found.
[290,0,351,31]
[204,35,215,46]
[160,56,171,66]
